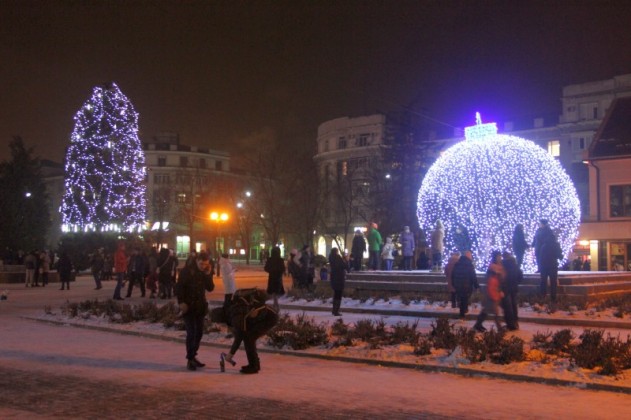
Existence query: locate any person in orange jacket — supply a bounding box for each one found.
[473,251,505,332]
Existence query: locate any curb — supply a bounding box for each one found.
[27,316,631,395]
[207,300,631,330]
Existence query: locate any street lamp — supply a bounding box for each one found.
[210,211,229,276]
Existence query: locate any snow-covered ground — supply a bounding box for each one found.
[37,294,631,393]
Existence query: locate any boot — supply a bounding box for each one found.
[332,298,342,316]
[473,312,487,332]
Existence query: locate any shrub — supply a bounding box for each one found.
[267,313,329,350]
[330,318,349,336]
[430,318,458,351]
[414,333,432,356]
[388,320,420,346]
[491,336,525,365]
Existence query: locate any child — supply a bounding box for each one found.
[474,251,505,332]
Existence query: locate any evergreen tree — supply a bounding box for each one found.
[0,137,50,252]
[61,82,146,233]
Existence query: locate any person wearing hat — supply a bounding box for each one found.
[367,223,382,270]
[399,226,415,271]
[176,251,215,371]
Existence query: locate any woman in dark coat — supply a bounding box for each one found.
[512,224,529,268]
[329,247,348,316]
[264,246,285,311]
[57,252,73,290]
[176,252,214,371]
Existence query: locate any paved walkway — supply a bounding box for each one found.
[2,274,631,418]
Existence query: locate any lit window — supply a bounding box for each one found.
[609,185,631,217]
[547,140,560,157]
[338,137,346,149]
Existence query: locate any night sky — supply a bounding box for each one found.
[2,0,631,163]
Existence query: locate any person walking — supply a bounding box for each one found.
[264,246,285,312]
[381,237,395,271]
[90,249,104,290]
[57,251,73,290]
[147,247,158,298]
[367,223,382,270]
[501,252,522,330]
[329,247,348,316]
[430,220,445,272]
[176,252,215,371]
[512,224,529,268]
[126,248,147,298]
[474,251,506,332]
[444,251,461,308]
[350,229,366,272]
[113,242,127,301]
[451,250,479,319]
[399,226,415,271]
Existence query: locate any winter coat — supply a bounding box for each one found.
[91,253,104,274]
[444,254,461,292]
[539,236,563,268]
[329,253,348,292]
[399,231,415,257]
[381,242,395,260]
[351,235,366,258]
[114,248,128,274]
[502,256,523,294]
[176,265,214,316]
[367,228,382,252]
[451,256,478,293]
[512,229,529,257]
[265,252,286,295]
[532,225,554,261]
[431,227,445,252]
[57,254,73,282]
[482,273,502,315]
[127,253,147,276]
[219,258,237,294]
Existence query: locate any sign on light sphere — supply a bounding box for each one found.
[417,113,580,273]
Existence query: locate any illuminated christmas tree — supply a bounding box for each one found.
[61,82,146,233]
[417,113,580,273]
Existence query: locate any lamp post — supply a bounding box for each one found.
[210,211,229,275]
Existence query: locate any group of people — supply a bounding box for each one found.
[22,249,53,288]
[177,248,278,375]
[108,243,180,301]
[444,249,522,332]
[350,223,418,272]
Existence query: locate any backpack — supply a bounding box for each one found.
[232,288,268,308]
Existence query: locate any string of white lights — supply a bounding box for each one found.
[417,114,580,273]
[60,83,146,233]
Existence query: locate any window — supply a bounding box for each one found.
[337,161,347,178]
[180,156,188,167]
[357,133,369,147]
[610,185,631,217]
[153,173,170,184]
[324,139,329,152]
[198,158,206,169]
[177,193,187,203]
[215,161,223,171]
[547,140,560,157]
[338,137,346,149]
[157,156,167,166]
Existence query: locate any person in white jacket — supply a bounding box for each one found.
[219,253,237,316]
[381,237,396,271]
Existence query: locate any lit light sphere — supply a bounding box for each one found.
[417,118,580,273]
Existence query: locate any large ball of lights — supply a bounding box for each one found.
[417,115,580,273]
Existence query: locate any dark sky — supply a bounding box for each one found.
[2,0,631,163]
